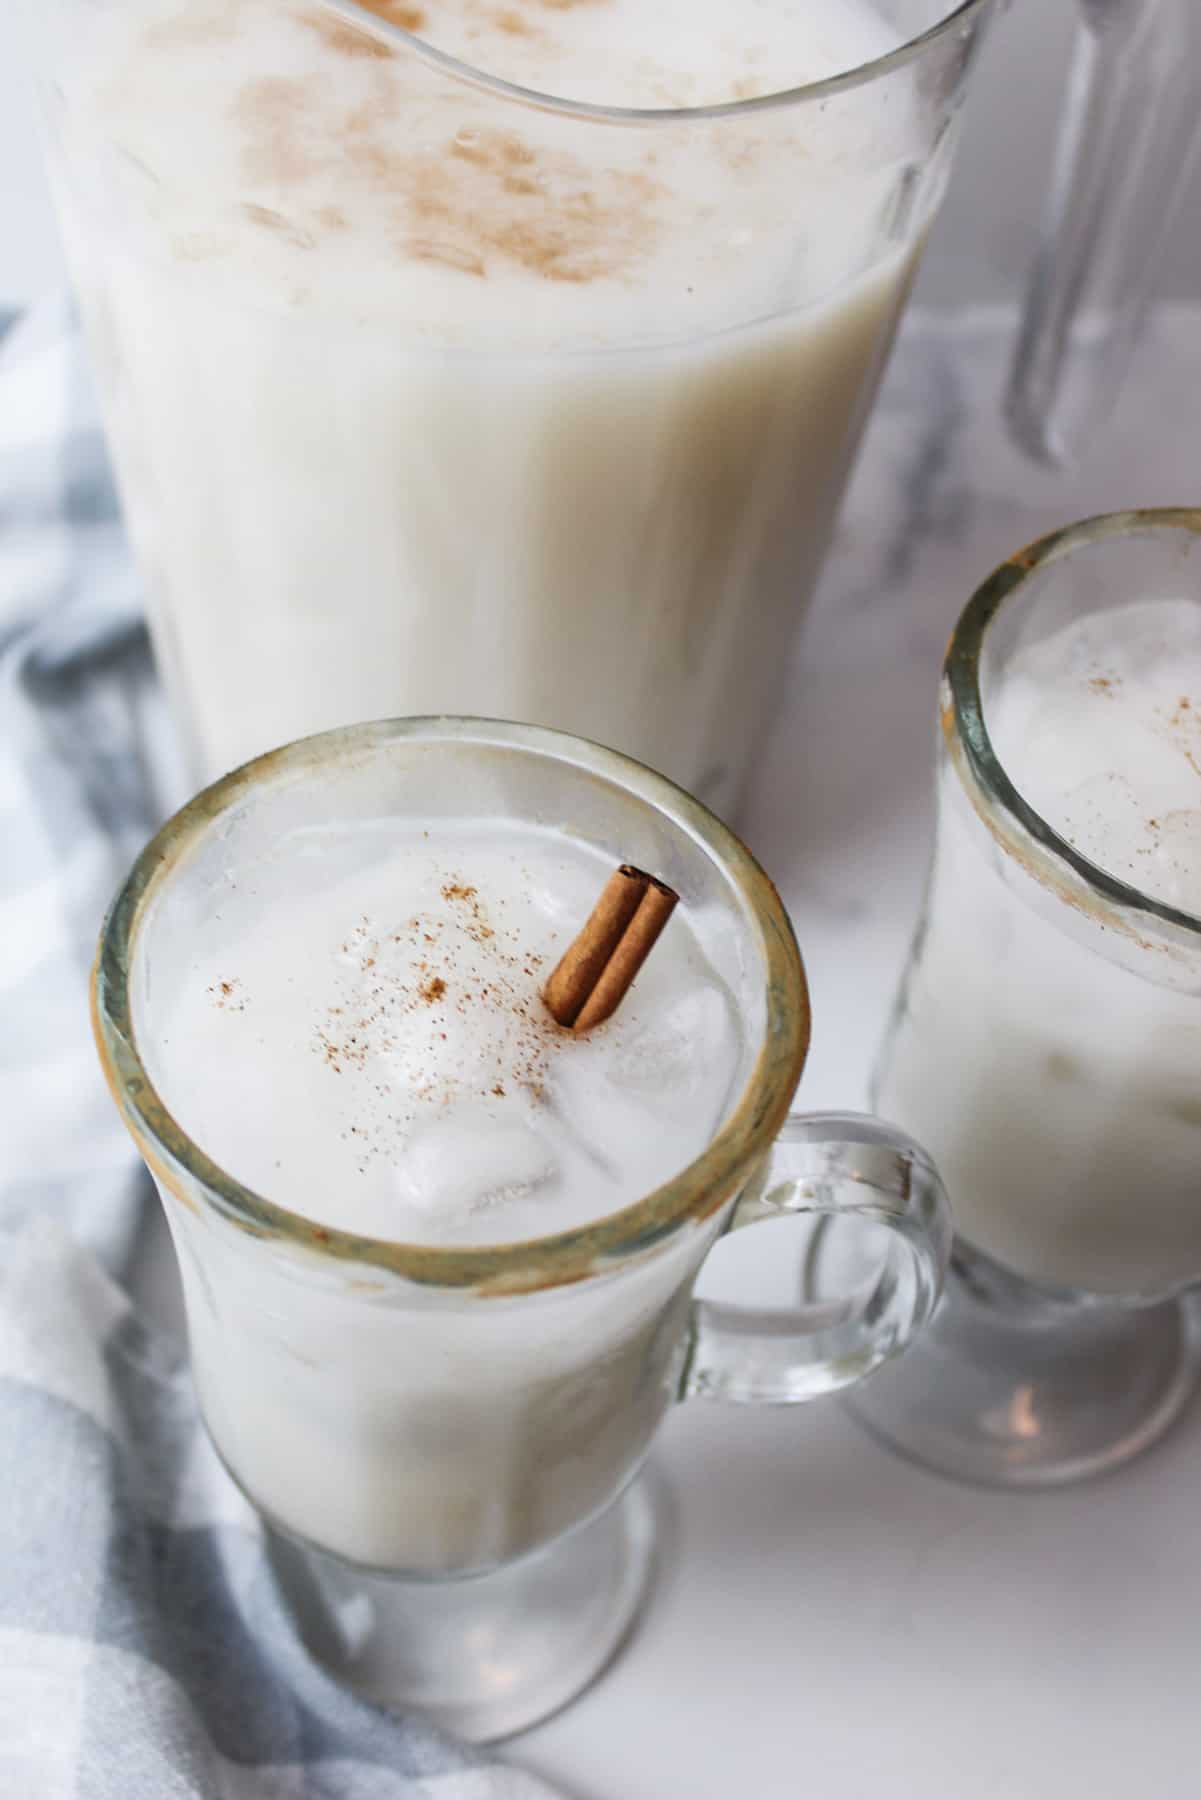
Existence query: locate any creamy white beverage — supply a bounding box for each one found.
[143,820,742,1243]
[135,810,748,1568]
[878,599,1201,1296]
[50,0,932,805]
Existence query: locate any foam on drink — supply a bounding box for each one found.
[69,0,903,343]
[992,598,1201,913]
[141,820,743,1244]
[877,598,1201,1295]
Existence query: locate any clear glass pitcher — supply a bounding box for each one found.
[23,1,1196,806]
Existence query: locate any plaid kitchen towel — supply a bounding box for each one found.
[0,298,561,1800]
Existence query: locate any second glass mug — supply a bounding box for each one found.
[28,0,1198,810]
[92,717,951,1741]
[833,511,1201,1489]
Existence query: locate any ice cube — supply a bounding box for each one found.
[603,986,737,1106]
[392,1102,557,1216]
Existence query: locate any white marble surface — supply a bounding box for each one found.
[516,305,1201,1800]
[121,306,1201,1798]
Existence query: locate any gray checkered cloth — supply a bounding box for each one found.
[0,299,561,1799]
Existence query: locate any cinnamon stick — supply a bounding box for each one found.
[543,864,679,1032]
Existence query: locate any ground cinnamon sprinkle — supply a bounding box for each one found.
[300,1,427,58]
[309,869,574,1173]
[208,977,247,1012]
[232,32,665,285]
[441,880,498,942]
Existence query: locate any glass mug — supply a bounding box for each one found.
[92,718,951,1741]
[833,512,1201,1488]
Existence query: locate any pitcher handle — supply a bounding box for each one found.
[1006,0,1201,466]
[679,1113,951,1405]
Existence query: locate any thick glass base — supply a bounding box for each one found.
[265,1476,660,1743]
[809,1234,1201,1487]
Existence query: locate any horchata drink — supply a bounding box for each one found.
[877,595,1201,1297]
[130,763,752,1574]
[94,719,953,1729]
[146,826,741,1250]
[41,0,969,807]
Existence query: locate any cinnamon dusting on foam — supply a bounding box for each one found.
[222,6,665,281]
[300,3,428,60]
[241,202,317,248]
[234,76,326,188]
[308,877,560,1169]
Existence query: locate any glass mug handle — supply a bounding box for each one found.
[680,1113,951,1404]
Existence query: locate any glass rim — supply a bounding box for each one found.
[91,716,810,1294]
[944,507,1201,943]
[318,0,995,125]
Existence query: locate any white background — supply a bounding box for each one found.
[3,2,1201,311]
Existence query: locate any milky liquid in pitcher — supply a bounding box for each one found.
[141,817,743,1244]
[52,0,930,804]
[878,599,1201,1295]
